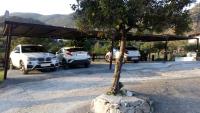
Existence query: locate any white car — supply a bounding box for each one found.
[56,47,91,68]
[105,47,141,63]
[10,44,59,74]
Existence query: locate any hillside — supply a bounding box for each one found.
[9,13,75,28]
[0,5,199,33]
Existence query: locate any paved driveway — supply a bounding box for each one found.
[0,62,200,113]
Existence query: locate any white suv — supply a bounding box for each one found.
[10,44,59,74]
[105,47,141,63]
[56,47,91,68]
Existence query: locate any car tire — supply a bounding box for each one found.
[84,63,90,68]
[133,60,139,63]
[50,67,57,71]
[20,61,28,74]
[105,55,110,62]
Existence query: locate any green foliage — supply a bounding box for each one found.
[185,44,199,52]
[92,41,110,54]
[168,41,187,51]
[11,37,95,54]
[72,0,194,94]
[11,37,63,53]
[139,42,154,53]
[73,0,194,34]
[175,53,187,57]
[0,38,5,60]
[65,38,94,51]
[0,70,3,82]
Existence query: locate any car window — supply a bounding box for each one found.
[125,47,137,50]
[21,46,47,53]
[115,47,138,50]
[14,47,20,53]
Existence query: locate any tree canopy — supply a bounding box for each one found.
[72,0,195,94]
[73,0,194,35]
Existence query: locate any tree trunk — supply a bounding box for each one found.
[110,29,126,94]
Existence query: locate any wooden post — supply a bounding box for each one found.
[3,24,12,80]
[109,35,114,70]
[196,38,199,52]
[196,38,199,60]
[164,40,168,61]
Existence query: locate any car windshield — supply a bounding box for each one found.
[22,46,47,53]
[115,47,137,50]
[64,48,86,52]
[125,47,137,50]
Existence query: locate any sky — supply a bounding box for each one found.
[0,0,77,16]
[0,0,200,16]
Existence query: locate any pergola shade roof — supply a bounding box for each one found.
[1,20,199,80]
[2,20,196,42]
[3,21,94,39]
[125,34,195,42]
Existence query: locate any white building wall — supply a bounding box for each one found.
[188,36,200,44]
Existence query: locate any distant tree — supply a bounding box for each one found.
[72,0,194,94]
[153,42,166,58]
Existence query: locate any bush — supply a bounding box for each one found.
[92,42,110,55]
[0,71,3,82]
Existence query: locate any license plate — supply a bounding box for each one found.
[41,63,51,67]
[131,57,138,60]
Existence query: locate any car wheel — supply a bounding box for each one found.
[20,61,28,74]
[105,55,110,62]
[84,63,90,68]
[50,67,57,71]
[133,60,139,63]
[62,59,68,69]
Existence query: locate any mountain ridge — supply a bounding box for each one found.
[0,12,75,28]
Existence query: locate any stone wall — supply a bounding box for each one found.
[91,93,153,113]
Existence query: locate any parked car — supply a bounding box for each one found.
[10,44,59,74]
[105,47,141,63]
[56,47,91,68]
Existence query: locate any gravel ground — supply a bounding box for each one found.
[0,61,200,113]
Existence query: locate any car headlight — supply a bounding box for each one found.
[27,57,37,61]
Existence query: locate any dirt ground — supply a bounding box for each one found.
[70,78,200,113]
[125,78,200,113]
[1,62,200,113]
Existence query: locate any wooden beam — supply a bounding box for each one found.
[3,24,12,80]
[164,40,168,61]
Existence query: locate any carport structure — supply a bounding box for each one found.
[108,34,199,69]
[1,20,97,80]
[1,20,198,80]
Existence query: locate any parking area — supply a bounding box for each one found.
[1,61,200,113]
